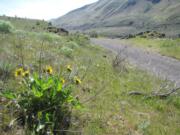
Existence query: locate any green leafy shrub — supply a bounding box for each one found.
[38,32,60,42]
[0,66,81,134]
[0,20,14,33]
[60,46,73,58]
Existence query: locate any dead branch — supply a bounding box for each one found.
[53,129,82,134]
[151,87,180,98]
[128,87,180,99]
[128,91,146,96]
[112,48,127,73]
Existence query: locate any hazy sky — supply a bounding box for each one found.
[0,0,98,20]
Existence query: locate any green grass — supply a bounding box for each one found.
[0,16,180,135]
[72,47,180,135]
[125,37,180,59]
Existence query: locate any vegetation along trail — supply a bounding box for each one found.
[91,38,180,87]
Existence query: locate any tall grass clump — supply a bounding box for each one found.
[0,65,82,134]
[0,20,14,33]
[0,61,13,81]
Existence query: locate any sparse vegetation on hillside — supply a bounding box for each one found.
[53,0,180,37]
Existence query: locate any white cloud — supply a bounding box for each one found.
[2,0,98,20]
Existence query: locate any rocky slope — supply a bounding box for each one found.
[52,0,180,37]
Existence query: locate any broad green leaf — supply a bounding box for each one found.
[33,73,41,87]
[40,77,54,91]
[34,91,43,98]
[67,96,74,103]
[52,88,57,99]
[32,86,43,98]
[57,83,62,92]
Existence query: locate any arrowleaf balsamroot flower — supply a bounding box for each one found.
[15,68,23,77]
[23,70,30,77]
[61,78,65,84]
[45,66,53,75]
[74,76,82,85]
[67,65,72,72]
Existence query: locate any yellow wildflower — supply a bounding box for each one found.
[23,70,30,77]
[67,65,72,72]
[74,76,82,85]
[61,78,65,84]
[15,68,23,77]
[45,66,53,75]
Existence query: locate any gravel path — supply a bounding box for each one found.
[91,38,180,87]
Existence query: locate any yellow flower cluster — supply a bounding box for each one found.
[66,65,82,85]
[15,65,82,85]
[15,68,30,78]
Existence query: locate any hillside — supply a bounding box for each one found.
[0,16,48,32]
[52,0,180,37]
[0,16,180,135]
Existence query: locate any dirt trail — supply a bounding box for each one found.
[91,38,180,87]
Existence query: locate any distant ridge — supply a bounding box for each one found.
[52,0,180,37]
